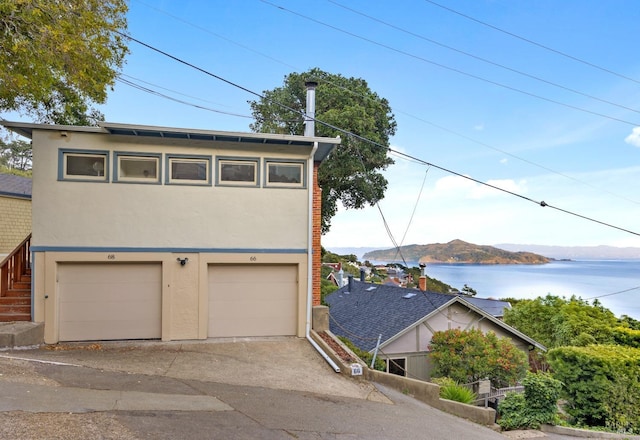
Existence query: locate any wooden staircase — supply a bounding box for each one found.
[0,235,32,322]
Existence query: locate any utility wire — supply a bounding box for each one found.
[119,31,640,238]
[117,77,253,118]
[423,0,640,86]
[261,0,640,127]
[585,285,640,300]
[128,1,640,207]
[328,0,640,115]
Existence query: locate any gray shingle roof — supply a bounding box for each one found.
[325,281,455,351]
[463,297,512,317]
[0,173,32,199]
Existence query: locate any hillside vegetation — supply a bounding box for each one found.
[363,239,550,264]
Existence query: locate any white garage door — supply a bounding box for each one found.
[208,264,298,338]
[58,263,162,341]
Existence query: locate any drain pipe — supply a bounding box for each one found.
[304,80,340,373]
[305,141,340,373]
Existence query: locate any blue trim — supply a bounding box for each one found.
[0,190,31,199]
[215,156,260,187]
[165,154,212,186]
[113,151,162,185]
[58,148,110,182]
[30,246,307,254]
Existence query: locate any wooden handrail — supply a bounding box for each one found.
[0,233,31,298]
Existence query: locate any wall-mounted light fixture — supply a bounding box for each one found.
[176,257,189,266]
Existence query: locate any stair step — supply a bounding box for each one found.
[0,304,31,314]
[0,313,31,322]
[4,289,30,298]
[12,281,31,290]
[0,297,30,306]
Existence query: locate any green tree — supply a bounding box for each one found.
[429,328,528,388]
[0,0,129,124]
[503,294,618,349]
[249,68,397,232]
[0,138,31,171]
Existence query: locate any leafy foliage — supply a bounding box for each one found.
[249,68,396,233]
[440,382,477,404]
[0,138,31,171]
[429,328,528,388]
[498,372,562,430]
[0,0,129,124]
[503,294,619,349]
[547,344,640,433]
[338,336,385,371]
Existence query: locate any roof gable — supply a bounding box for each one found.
[325,281,545,352]
[324,282,454,351]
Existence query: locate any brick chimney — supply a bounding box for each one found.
[418,263,427,291]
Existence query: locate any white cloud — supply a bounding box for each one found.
[500,158,508,164]
[474,123,485,131]
[624,127,640,147]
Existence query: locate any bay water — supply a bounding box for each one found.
[378,260,640,320]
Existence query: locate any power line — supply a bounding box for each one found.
[327,0,640,115]
[423,0,640,86]
[119,31,640,239]
[585,285,640,301]
[260,0,640,127]
[127,1,640,208]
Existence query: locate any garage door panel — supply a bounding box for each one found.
[208,264,298,338]
[58,263,161,342]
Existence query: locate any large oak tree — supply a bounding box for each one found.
[0,0,129,125]
[249,68,397,233]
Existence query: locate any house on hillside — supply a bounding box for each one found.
[1,120,339,344]
[324,281,544,380]
[0,173,32,256]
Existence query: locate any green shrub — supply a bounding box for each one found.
[498,372,561,430]
[439,383,477,404]
[547,344,640,433]
[338,336,386,371]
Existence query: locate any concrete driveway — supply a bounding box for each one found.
[0,337,621,439]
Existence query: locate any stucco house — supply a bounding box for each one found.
[325,280,544,380]
[0,172,32,256]
[0,120,339,344]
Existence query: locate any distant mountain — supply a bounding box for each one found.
[495,244,640,260]
[325,247,381,260]
[362,239,550,264]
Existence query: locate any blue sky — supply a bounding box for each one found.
[27,1,640,248]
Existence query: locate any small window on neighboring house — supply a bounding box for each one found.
[59,150,109,181]
[114,153,161,183]
[265,160,305,188]
[166,155,211,185]
[217,157,259,186]
[386,358,407,377]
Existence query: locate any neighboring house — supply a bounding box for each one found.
[463,296,512,320]
[325,281,544,381]
[0,172,32,256]
[1,120,339,344]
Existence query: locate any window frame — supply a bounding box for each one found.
[386,357,407,377]
[264,159,306,189]
[165,154,212,186]
[215,156,260,187]
[113,152,162,184]
[58,149,110,182]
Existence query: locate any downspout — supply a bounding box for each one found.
[305,142,340,373]
[304,80,340,372]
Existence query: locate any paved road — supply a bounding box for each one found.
[0,338,627,439]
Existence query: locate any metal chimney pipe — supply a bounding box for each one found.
[360,268,366,282]
[304,81,318,137]
[347,275,354,293]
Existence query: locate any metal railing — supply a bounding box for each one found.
[0,234,31,298]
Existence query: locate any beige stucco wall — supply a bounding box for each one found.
[31,130,310,250]
[35,251,309,344]
[0,195,31,254]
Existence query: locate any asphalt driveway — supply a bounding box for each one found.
[0,337,623,439]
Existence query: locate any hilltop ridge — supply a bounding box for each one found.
[362,239,550,264]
